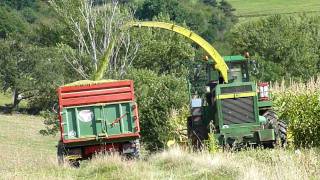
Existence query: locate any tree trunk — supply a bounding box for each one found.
[12,88,21,110]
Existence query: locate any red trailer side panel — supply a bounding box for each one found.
[58,80,134,107]
[57,80,140,144]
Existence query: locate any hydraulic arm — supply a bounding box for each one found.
[127,21,229,83]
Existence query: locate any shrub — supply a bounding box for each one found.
[126,69,189,151]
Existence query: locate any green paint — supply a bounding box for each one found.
[223,55,246,62]
[258,115,267,124]
[258,100,273,108]
[189,56,277,147]
[258,129,275,141]
[62,102,136,141]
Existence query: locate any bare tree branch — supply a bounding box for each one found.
[50,0,139,79]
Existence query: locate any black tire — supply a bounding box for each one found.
[57,141,65,165]
[131,139,140,159]
[263,110,287,147]
[125,140,140,160]
[278,120,287,146]
[57,142,81,167]
[187,117,202,150]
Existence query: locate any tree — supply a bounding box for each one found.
[0,40,66,111]
[0,6,28,39]
[219,0,236,19]
[135,0,237,43]
[135,0,181,21]
[50,0,139,79]
[125,69,189,150]
[0,0,38,10]
[129,14,195,77]
[231,15,320,82]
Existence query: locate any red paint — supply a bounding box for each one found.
[83,143,121,157]
[61,93,132,107]
[111,112,128,126]
[62,133,140,144]
[60,81,132,93]
[258,82,270,101]
[133,103,140,133]
[58,80,134,107]
[61,87,132,99]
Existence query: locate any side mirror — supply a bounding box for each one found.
[250,59,259,75]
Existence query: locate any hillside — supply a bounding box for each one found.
[228,0,320,17]
[0,114,319,179]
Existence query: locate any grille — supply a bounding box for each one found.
[221,85,252,94]
[221,97,256,125]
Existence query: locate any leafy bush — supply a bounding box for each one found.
[39,110,59,136]
[126,69,189,151]
[272,77,320,147]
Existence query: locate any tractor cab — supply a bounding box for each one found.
[224,55,250,83]
[206,55,250,84]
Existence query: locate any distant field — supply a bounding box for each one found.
[0,91,28,108]
[0,114,319,179]
[0,92,12,106]
[228,0,320,17]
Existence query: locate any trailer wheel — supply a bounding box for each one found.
[57,141,65,165]
[124,140,140,160]
[263,110,287,147]
[131,139,140,159]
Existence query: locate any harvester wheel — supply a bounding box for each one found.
[187,117,204,150]
[263,110,287,147]
[278,120,287,146]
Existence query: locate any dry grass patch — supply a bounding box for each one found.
[0,114,319,179]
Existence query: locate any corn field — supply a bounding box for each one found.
[272,76,320,147]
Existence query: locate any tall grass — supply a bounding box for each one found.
[272,77,320,147]
[74,147,320,180]
[0,92,12,106]
[272,76,320,94]
[2,93,320,180]
[1,114,319,179]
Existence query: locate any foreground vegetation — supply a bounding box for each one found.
[2,0,320,162]
[272,77,320,148]
[0,114,319,179]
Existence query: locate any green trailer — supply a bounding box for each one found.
[56,80,140,165]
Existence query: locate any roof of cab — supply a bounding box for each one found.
[223,55,246,62]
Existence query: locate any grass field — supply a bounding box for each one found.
[228,0,320,17]
[0,92,12,106]
[0,91,28,109]
[0,114,319,179]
